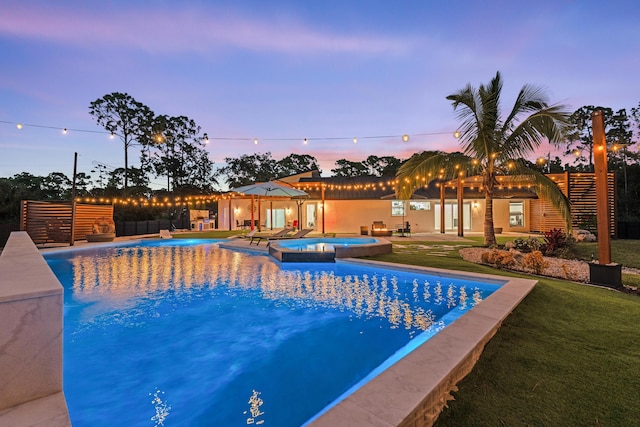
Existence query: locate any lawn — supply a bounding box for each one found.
[368,240,640,426]
[171,232,640,424]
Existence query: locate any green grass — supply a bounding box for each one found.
[367,242,640,426]
[572,239,640,269]
[156,231,640,424]
[170,230,245,239]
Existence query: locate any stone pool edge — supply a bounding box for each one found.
[0,232,71,427]
[308,258,536,427]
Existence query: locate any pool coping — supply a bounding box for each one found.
[268,237,393,262]
[307,258,536,427]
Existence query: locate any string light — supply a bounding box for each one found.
[1,119,460,146]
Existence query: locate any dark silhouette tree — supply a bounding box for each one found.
[89,92,154,189]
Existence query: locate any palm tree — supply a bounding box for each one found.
[396,71,572,245]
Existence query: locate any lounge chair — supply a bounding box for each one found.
[250,228,294,246]
[159,229,173,239]
[267,228,313,243]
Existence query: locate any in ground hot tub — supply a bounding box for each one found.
[268,237,392,262]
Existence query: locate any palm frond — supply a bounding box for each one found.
[395,151,475,199]
[500,161,572,230]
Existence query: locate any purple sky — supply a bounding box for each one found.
[1,0,639,190]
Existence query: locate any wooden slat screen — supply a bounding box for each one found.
[20,201,114,244]
[529,173,616,236]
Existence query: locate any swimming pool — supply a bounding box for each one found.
[276,237,379,251]
[44,239,502,426]
[265,237,392,262]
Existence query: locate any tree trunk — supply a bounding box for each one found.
[484,186,496,246]
[124,143,129,189]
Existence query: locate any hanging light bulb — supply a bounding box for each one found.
[109,132,115,139]
[402,134,410,142]
[254,138,258,145]
[62,128,68,134]
[16,123,23,130]
[353,137,358,144]
[203,133,209,143]
[303,138,308,144]
[453,130,461,138]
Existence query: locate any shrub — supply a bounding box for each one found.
[512,237,544,253]
[483,248,516,270]
[523,251,549,275]
[575,213,598,233]
[543,228,575,257]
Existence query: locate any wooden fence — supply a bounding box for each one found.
[529,172,616,236]
[20,201,114,244]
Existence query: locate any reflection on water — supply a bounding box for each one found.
[67,244,485,333]
[244,390,264,425]
[150,388,170,427]
[50,242,499,426]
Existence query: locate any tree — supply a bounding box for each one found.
[41,172,71,199]
[397,71,572,245]
[363,155,403,176]
[276,154,321,176]
[218,152,280,188]
[143,115,214,192]
[563,106,632,170]
[89,92,154,189]
[331,159,368,177]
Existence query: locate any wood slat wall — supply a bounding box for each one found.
[529,173,616,236]
[20,201,114,244]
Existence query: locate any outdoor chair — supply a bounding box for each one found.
[266,228,313,244]
[371,221,386,230]
[230,228,258,239]
[249,228,294,246]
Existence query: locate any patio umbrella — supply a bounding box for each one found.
[231,181,309,198]
[231,181,309,230]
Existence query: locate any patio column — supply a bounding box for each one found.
[321,184,325,235]
[250,196,255,230]
[439,183,445,233]
[457,176,464,237]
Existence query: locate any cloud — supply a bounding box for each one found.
[0,3,411,56]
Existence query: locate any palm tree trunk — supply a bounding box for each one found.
[484,186,496,246]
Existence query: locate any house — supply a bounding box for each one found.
[219,171,616,236]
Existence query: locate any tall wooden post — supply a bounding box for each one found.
[457,176,464,237]
[228,198,232,231]
[592,110,611,265]
[70,152,77,246]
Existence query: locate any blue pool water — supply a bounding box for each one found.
[44,239,501,426]
[275,237,379,251]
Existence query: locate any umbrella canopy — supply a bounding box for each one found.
[231,181,308,198]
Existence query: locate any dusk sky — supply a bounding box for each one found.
[1,0,639,190]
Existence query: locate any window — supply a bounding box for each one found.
[391,201,405,216]
[509,202,524,227]
[409,201,431,211]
